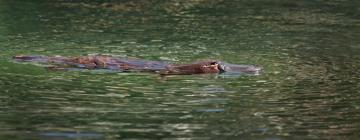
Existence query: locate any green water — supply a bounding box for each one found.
[1,0,360,139]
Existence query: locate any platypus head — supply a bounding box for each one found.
[207,61,225,73]
[162,61,224,75]
[162,61,261,75]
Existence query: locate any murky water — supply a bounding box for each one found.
[1,0,360,139]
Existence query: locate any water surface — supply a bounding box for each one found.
[0,0,360,139]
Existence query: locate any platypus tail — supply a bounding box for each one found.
[13,55,72,64]
[13,55,49,62]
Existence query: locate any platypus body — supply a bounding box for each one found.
[13,55,261,75]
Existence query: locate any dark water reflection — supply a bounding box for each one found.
[1,0,360,139]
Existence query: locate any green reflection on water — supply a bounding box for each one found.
[1,0,360,139]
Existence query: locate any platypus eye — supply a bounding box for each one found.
[210,62,217,65]
[216,62,226,73]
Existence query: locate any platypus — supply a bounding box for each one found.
[13,55,261,75]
